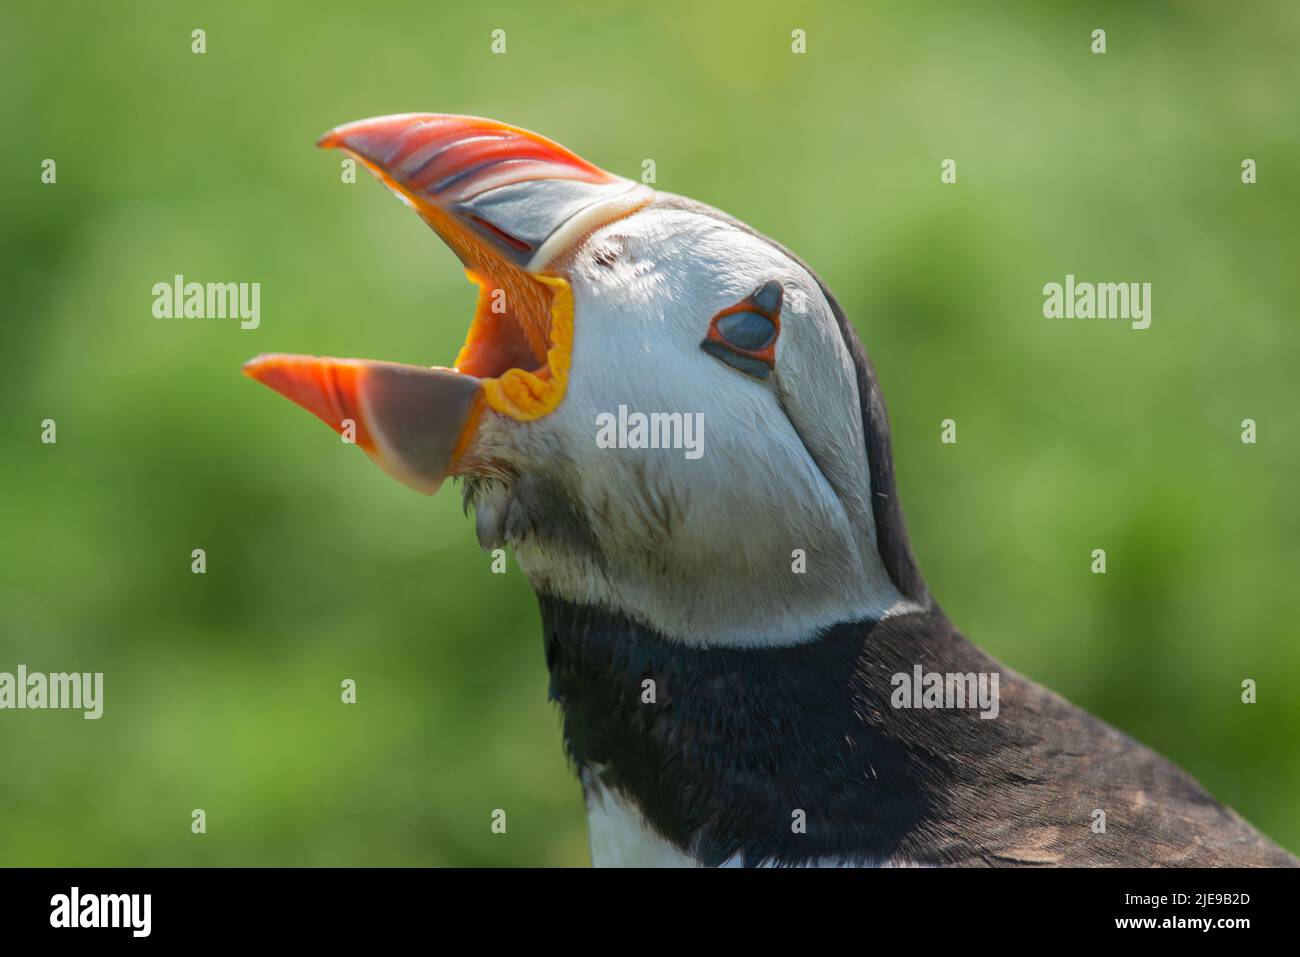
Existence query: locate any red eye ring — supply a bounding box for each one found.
[703,280,783,369]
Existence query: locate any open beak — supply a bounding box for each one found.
[244,113,651,494]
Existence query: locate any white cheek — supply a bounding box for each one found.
[501,209,914,646]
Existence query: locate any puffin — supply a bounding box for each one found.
[245,114,1296,868]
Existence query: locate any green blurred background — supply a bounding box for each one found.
[2,1,1297,865]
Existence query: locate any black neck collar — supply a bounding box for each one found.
[540,595,1005,866]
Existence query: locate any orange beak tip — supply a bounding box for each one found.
[242,353,273,380]
[242,353,300,392]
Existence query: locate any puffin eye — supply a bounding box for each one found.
[715,311,776,351]
[701,280,783,380]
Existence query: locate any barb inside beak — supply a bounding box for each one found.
[244,113,649,494]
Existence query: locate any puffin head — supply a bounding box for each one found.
[246,114,929,646]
